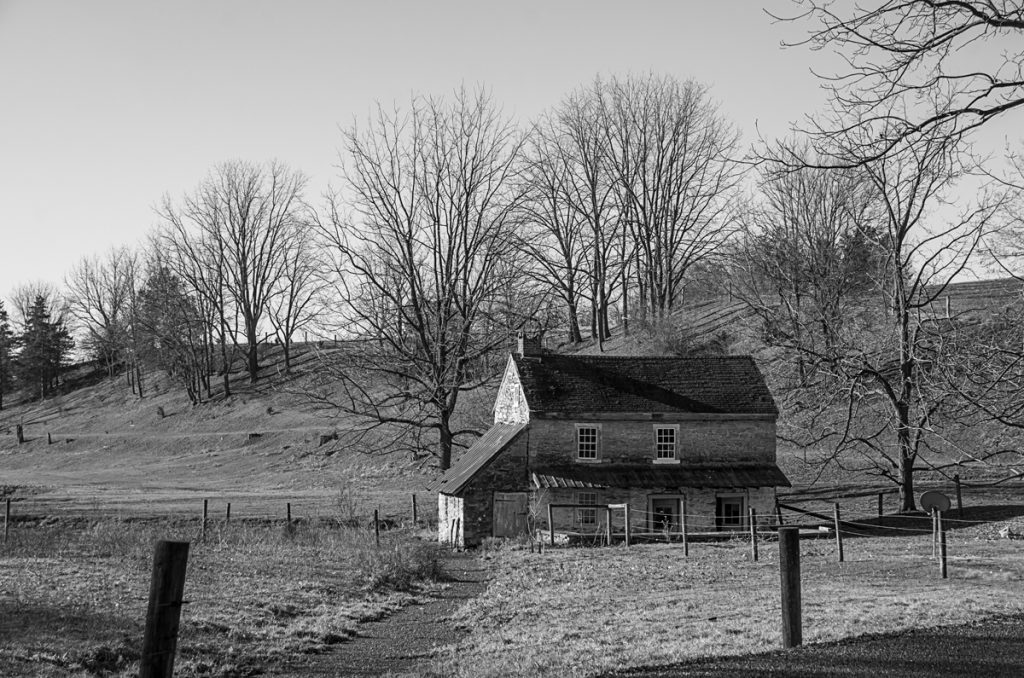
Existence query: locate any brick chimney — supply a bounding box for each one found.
[515,330,544,357]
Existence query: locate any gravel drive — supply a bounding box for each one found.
[603,613,1024,677]
[270,551,488,677]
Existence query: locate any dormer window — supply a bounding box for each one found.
[654,425,678,462]
[576,424,600,461]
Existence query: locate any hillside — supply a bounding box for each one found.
[0,343,469,522]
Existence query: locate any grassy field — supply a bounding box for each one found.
[428,508,1024,678]
[0,518,445,677]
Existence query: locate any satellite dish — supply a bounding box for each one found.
[920,490,951,513]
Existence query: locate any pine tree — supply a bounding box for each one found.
[0,300,14,410]
[15,295,73,400]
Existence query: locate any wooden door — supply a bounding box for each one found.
[493,492,529,538]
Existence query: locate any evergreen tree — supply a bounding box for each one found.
[15,295,73,400]
[0,300,14,410]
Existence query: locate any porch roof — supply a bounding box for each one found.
[531,463,791,490]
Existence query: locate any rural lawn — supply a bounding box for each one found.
[429,517,1024,678]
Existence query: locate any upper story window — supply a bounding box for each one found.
[654,425,678,461]
[576,424,600,461]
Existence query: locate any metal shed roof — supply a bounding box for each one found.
[531,463,791,489]
[430,422,528,495]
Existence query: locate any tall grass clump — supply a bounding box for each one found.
[354,531,446,592]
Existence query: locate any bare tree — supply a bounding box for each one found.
[160,160,309,385]
[767,120,1003,511]
[315,87,526,470]
[600,74,743,319]
[781,0,1024,159]
[64,246,138,378]
[267,216,325,373]
[734,146,881,385]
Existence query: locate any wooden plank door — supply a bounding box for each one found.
[493,492,529,538]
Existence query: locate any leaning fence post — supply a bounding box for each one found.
[938,510,948,579]
[775,502,784,527]
[411,494,418,525]
[833,503,844,563]
[140,540,190,678]
[750,507,759,562]
[779,527,802,648]
[374,509,380,547]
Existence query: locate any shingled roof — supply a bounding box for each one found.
[512,354,777,416]
[532,463,791,489]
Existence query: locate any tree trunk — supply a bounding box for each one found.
[246,324,259,384]
[899,445,916,512]
[283,339,292,374]
[438,417,454,471]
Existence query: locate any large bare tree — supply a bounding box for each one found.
[600,74,743,319]
[161,160,309,385]
[316,87,525,470]
[766,120,1003,511]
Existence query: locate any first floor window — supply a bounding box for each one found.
[716,495,745,530]
[577,491,597,525]
[577,425,599,460]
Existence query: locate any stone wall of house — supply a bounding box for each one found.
[493,359,530,425]
[439,431,530,547]
[528,416,776,467]
[534,485,779,537]
[437,493,464,548]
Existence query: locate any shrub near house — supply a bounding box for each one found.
[432,337,789,547]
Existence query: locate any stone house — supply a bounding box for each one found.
[432,339,789,548]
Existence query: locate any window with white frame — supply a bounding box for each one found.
[577,491,597,525]
[654,426,677,460]
[576,425,599,460]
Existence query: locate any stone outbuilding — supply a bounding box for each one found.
[431,340,789,548]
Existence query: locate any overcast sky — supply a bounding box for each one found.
[0,1,848,300]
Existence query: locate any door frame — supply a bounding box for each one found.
[647,494,685,533]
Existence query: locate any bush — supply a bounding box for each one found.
[355,536,445,592]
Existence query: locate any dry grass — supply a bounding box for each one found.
[0,518,446,677]
[429,517,1024,678]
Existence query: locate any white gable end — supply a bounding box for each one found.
[493,356,530,424]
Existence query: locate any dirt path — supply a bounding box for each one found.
[271,552,488,677]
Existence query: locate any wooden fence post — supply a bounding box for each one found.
[4,498,9,544]
[878,493,884,519]
[779,527,802,648]
[833,503,844,563]
[202,499,208,542]
[750,507,759,562]
[606,507,612,547]
[374,509,380,547]
[681,499,689,557]
[932,508,938,558]
[411,494,418,525]
[938,510,947,579]
[47,432,52,445]
[954,475,963,518]
[775,502,784,527]
[15,424,24,444]
[287,502,292,524]
[140,540,190,678]
[225,503,231,523]
[548,504,555,547]
[624,504,631,547]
